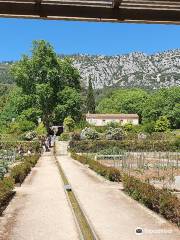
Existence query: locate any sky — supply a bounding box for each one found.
[1,18,180,61]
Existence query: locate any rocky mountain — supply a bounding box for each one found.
[1,50,180,90]
[70,49,180,89]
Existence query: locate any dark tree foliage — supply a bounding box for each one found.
[86,77,96,113]
[8,40,81,129]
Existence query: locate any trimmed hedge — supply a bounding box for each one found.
[71,152,121,182]
[122,174,180,227]
[71,151,180,227]
[0,177,15,215]
[10,155,40,184]
[69,139,179,153]
[0,141,41,153]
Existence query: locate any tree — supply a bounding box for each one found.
[86,77,96,113]
[154,116,170,132]
[96,88,148,121]
[54,86,82,124]
[10,40,81,129]
[63,116,75,132]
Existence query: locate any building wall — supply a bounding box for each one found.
[86,118,139,126]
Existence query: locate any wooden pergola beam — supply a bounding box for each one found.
[0,1,180,24]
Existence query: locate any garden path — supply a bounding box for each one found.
[56,141,180,240]
[0,151,79,240]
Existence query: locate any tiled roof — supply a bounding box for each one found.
[86,113,139,119]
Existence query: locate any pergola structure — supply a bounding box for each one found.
[0,0,180,24]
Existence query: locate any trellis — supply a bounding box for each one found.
[0,1,180,24]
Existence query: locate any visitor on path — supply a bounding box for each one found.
[18,145,24,157]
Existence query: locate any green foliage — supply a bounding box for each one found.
[69,139,180,153]
[155,116,170,132]
[63,116,75,132]
[97,88,148,118]
[74,120,90,131]
[98,146,125,155]
[86,77,96,113]
[35,122,47,137]
[0,177,14,215]
[122,175,180,226]
[71,152,121,182]
[10,155,39,184]
[97,87,180,129]
[123,122,133,132]
[10,40,81,129]
[59,133,71,141]
[105,127,125,140]
[106,121,120,128]
[142,120,155,134]
[8,120,36,134]
[19,108,42,124]
[142,87,180,129]
[80,127,99,140]
[36,83,54,128]
[0,141,41,153]
[55,87,82,124]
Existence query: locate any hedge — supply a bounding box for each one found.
[122,174,180,227]
[71,151,180,227]
[69,139,179,153]
[71,152,121,182]
[0,177,15,215]
[10,155,40,184]
[0,141,41,153]
[0,154,40,215]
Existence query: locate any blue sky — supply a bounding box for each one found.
[0,18,180,61]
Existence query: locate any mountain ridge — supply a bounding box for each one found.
[1,49,180,89]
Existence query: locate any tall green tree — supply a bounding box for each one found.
[86,77,96,113]
[10,40,81,129]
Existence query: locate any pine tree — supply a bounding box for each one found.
[86,77,96,113]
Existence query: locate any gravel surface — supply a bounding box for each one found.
[56,141,180,240]
[0,151,79,240]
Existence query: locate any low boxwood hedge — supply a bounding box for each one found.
[71,152,121,182]
[69,139,179,153]
[10,155,40,184]
[71,151,180,227]
[0,177,15,215]
[0,154,40,215]
[122,174,180,227]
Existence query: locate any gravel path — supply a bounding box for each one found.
[56,141,180,240]
[0,151,79,240]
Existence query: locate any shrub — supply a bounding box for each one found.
[155,116,170,132]
[22,131,37,141]
[80,127,99,140]
[59,133,71,141]
[105,127,125,140]
[0,141,41,153]
[10,155,40,184]
[71,152,121,182]
[0,177,14,215]
[64,116,75,132]
[71,131,81,141]
[98,146,125,155]
[122,175,180,227]
[35,122,47,136]
[69,139,179,153]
